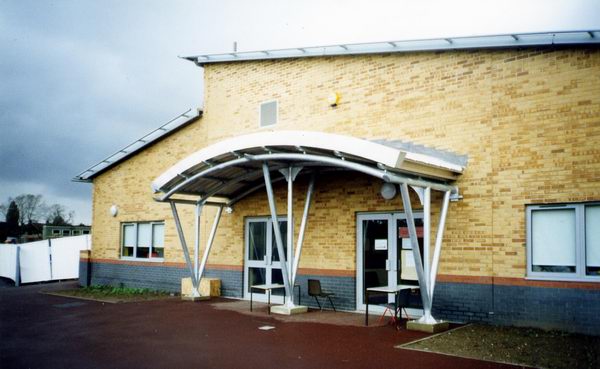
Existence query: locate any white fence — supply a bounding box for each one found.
[0,235,91,285]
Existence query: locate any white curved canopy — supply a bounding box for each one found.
[152,130,466,204]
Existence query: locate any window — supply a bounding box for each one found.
[62,230,70,236]
[259,100,278,127]
[121,222,165,260]
[73,230,81,235]
[52,229,60,235]
[527,203,600,280]
[83,230,90,234]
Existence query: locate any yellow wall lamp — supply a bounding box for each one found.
[327,92,340,107]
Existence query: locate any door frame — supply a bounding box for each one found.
[355,211,425,314]
[243,216,286,303]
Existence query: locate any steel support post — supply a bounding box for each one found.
[423,187,431,293]
[262,163,293,302]
[193,203,203,295]
[196,206,223,292]
[429,190,450,304]
[287,166,294,298]
[170,201,198,290]
[292,173,315,285]
[399,183,434,323]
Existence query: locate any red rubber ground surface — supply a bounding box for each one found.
[0,281,519,369]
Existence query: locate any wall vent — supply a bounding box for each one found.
[259,100,278,127]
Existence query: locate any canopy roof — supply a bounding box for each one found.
[152,131,466,205]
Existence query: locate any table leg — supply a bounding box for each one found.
[365,290,369,326]
[394,292,399,330]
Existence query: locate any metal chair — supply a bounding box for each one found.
[308,279,336,312]
[377,289,411,327]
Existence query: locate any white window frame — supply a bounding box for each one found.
[527,203,600,282]
[121,221,165,262]
[258,100,278,128]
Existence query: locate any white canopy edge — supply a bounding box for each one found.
[152,130,463,193]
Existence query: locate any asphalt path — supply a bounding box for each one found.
[0,280,519,369]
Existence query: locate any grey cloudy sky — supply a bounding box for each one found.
[1,0,599,224]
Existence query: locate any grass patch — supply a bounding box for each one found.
[49,285,173,303]
[401,323,600,369]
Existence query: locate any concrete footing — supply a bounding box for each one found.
[181,295,211,302]
[270,305,309,315]
[406,320,450,333]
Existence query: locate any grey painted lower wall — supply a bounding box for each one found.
[80,261,600,335]
[81,261,242,298]
[432,281,600,336]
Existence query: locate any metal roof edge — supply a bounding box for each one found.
[183,30,600,66]
[72,108,202,183]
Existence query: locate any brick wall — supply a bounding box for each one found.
[89,47,600,281]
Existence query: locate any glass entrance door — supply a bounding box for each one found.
[357,214,395,309]
[356,212,424,311]
[244,217,287,303]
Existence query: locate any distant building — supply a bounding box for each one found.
[43,225,91,240]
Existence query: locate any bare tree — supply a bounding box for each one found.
[13,194,44,225]
[46,203,73,226]
[1,194,75,226]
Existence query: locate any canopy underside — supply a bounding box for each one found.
[152,131,467,204]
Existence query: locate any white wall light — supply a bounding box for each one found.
[380,182,397,200]
[110,204,119,217]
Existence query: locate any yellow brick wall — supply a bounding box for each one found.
[90,48,600,279]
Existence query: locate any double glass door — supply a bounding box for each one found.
[356,213,424,311]
[244,217,287,303]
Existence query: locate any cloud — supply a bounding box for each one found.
[0,1,202,224]
[0,0,598,226]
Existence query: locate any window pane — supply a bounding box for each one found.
[137,247,150,258]
[248,267,266,294]
[248,222,267,261]
[271,268,284,296]
[122,246,134,257]
[586,205,600,276]
[152,224,164,248]
[151,223,164,259]
[531,209,576,273]
[137,223,152,247]
[122,224,135,257]
[123,225,135,246]
[136,224,151,259]
[271,221,287,262]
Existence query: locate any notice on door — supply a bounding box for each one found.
[374,239,388,250]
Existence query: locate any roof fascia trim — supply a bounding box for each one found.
[73,109,202,182]
[184,30,600,66]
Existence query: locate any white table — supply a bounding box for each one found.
[250,283,286,314]
[365,284,419,327]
